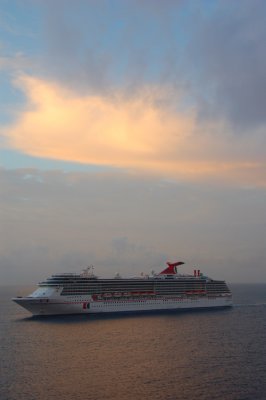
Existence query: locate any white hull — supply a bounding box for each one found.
[13,296,233,316]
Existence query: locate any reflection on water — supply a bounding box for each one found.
[1,284,266,400]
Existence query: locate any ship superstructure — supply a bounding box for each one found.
[12,262,232,316]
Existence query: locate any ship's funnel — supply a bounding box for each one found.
[159,261,184,275]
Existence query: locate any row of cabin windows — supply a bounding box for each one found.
[49,281,212,287]
[60,283,209,291]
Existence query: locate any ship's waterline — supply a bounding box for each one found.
[12,261,232,316]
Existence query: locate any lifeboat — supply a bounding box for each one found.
[103,293,112,298]
[185,290,207,295]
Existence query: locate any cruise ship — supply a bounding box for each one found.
[12,262,232,316]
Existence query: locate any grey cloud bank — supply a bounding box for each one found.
[188,0,266,130]
[38,0,266,132]
[1,168,265,285]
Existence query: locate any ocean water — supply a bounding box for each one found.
[1,284,266,400]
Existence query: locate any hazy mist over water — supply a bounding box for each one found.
[1,284,266,400]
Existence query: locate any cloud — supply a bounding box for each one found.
[38,0,266,131]
[39,0,185,92]
[3,75,194,164]
[2,75,266,187]
[1,168,266,284]
[3,0,266,133]
[186,0,266,130]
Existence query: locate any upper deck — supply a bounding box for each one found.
[38,264,230,297]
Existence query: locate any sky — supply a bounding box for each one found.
[0,0,266,284]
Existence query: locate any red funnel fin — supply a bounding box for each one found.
[159,261,184,275]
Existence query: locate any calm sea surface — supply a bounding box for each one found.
[1,284,266,400]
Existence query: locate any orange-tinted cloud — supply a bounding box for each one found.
[2,75,266,186]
